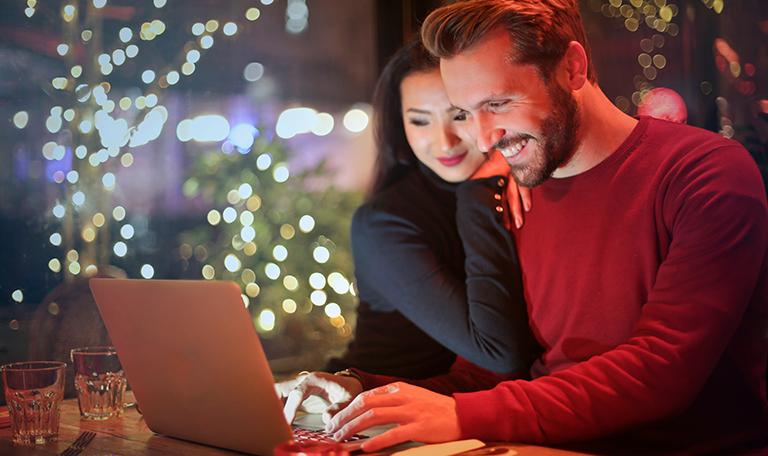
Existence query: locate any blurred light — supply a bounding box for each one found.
[309,272,326,289]
[328,272,350,294]
[246,7,261,21]
[241,294,250,308]
[261,0,274,4]
[57,44,69,56]
[25,7,35,17]
[343,108,369,133]
[102,172,116,189]
[119,27,133,43]
[273,164,289,183]
[121,153,134,167]
[240,226,256,242]
[223,207,237,223]
[141,264,155,278]
[223,22,238,36]
[312,113,334,136]
[182,62,196,76]
[120,224,135,239]
[310,290,327,306]
[227,190,241,204]
[92,213,105,227]
[113,206,126,221]
[67,249,79,262]
[52,77,68,90]
[50,232,62,246]
[112,49,126,65]
[79,119,93,134]
[66,170,79,183]
[282,299,297,314]
[150,19,166,35]
[230,124,257,150]
[283,275,299,291]
[239,210,254,225]
[81,30,92,41]
[324,303,341,318]
[256,153,272,170]
[126,45,139,58]
[84,264,98,276]
[241,269,256,283]
[142,70,156,84]
[190,115,229,142]
[93,0,106,8]
[53,204,66,218]
[176,119,193,141]
[186,49,201,63]
[192,23,205,36]
[243,62,264,82]
[225,254,242,272]
[82,227,96,242]
[154,0,166,7]
[63,109,75,121]
[205,20,219,32]
[69,262,81,275]
[202,264,215,280]
[280,224,295,240]
[113,241,128,257]
[258,309,275,331]
[13,111,29,129]
[72,191,86,206]
[145,93,158,108]
[207,209,221,225]
[265,263,281,280]
[75,145,88,159]
[313,246,330,263]
[276,107,317,139]
[247,196,262,212]
[167,71,180,85]
[200,35,214,49]
[49,258,62,273]
[273,245,288,261]
[299,215,315,233]
[246,282,260,297]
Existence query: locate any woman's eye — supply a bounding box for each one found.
[409,119,429,127]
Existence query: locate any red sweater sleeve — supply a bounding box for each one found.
[352,356,519,396]
[453,146,768,443]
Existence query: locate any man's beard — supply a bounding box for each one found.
[506,82,580,187]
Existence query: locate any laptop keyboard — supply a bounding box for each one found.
[292,427,368,444]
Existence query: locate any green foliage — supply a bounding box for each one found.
[179,131,362,358]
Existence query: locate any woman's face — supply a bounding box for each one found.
[400,69,485,182]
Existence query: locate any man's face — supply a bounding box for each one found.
[440,28,580,187]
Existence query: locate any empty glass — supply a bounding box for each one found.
[70,346,127,420]
[1,361,66,445]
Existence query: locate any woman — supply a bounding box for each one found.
[324,39,537,377]
[278,41,538,418]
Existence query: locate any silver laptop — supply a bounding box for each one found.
[90,278,372,455]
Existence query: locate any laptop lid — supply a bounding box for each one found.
[89,278,293,455]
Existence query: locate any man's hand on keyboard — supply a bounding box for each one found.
[275,371,363,424]
[325,382,461,452]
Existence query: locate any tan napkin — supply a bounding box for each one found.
[391,439,485,456]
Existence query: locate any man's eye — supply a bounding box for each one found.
[488,101,509,110]
[452,111,468,122]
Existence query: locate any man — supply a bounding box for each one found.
[281,1,768,453]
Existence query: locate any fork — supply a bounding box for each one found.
[59,431,96,456]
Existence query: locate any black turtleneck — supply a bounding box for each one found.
[325,164,539,377]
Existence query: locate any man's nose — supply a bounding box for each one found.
[474,113,504,153]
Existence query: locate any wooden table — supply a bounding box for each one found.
[0,393,592,455]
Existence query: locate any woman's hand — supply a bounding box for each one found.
[471,150,532,229]
[275,371,363,424]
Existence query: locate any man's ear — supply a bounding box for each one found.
[560,41,589,90]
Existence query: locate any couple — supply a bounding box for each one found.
[279,1,768,454]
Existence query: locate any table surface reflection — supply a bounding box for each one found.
[0,392,592,455]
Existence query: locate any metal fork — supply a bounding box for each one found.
[59,431,96,456]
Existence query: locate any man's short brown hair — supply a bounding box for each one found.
[421,0,597,83]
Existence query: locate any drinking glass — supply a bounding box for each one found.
[1,361,66,445]
[70,346,127,420]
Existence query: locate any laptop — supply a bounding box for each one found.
[89,278,374,455]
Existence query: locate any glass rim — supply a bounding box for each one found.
[0,361,66,372]
[70,346,118,356]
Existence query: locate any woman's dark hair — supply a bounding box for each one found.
[368,39,439,199]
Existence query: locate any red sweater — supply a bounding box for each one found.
[356,118,768,452]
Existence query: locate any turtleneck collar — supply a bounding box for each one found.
[417,161,459,193]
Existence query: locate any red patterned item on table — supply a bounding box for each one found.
[274,440,350,456]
